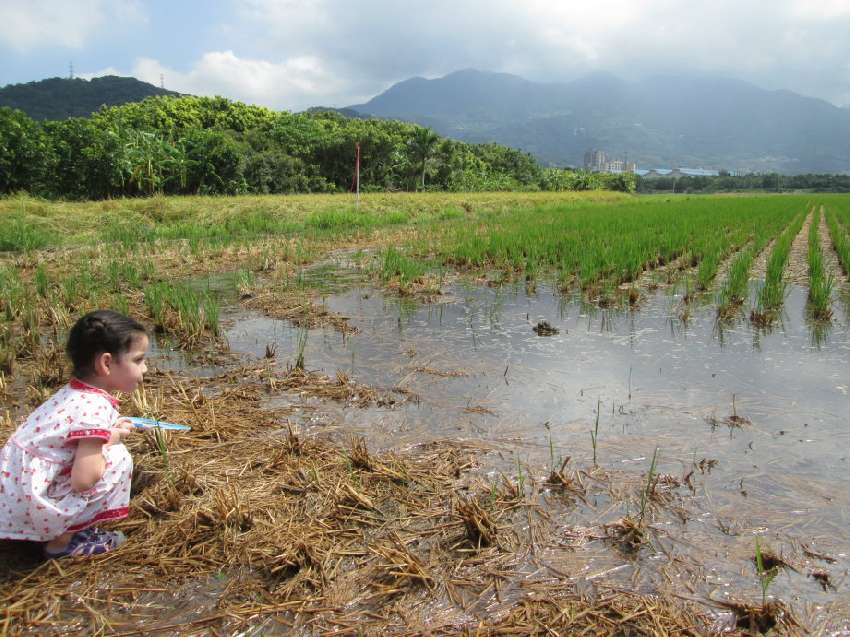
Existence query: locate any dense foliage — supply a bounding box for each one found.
[0,96,635,199]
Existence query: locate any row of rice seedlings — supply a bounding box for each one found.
[825,208,850,277]
[807,207,834,320]
[716,213,796,319]
[433,195,804,302]
[144,282,220,343]
[750,210,808,325]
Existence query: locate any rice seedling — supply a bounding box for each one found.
[639,447,660,525]
[34,265,50,298]
[755,536,779,608]
[295,326,308,370]
[202,295,220,336]
[590,397,601,467]
[807,208,834,320]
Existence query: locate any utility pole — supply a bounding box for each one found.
[68,62,74,80]
[160,74,165,89]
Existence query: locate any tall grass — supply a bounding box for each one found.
[0,215,55,252]
[807,207,834,320]
[380,247,426,285]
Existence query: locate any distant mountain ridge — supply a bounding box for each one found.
[0,76,181,121]
[349,69,850,174]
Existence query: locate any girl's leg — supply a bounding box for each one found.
[44,531,75,553]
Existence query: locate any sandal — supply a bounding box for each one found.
[44,528,126,558]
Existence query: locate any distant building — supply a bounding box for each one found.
[636,167,720,179]
[584,149,607,171]
[584,149,636,173]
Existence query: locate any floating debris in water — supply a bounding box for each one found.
[533,319,560,335]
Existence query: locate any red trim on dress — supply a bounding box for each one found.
[69,379,120,409]
[67,429,111,441]
[66,506,130,532]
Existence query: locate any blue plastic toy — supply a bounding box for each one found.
[127,416,192,432]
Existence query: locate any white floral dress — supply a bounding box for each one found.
[0,379,132,541]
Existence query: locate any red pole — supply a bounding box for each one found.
[355,143,361,208]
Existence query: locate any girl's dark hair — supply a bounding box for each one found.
[66,310,147,379]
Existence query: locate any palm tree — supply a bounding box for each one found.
[408,127,439,190]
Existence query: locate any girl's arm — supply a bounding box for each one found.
[70,439,107,492]
[70,422,132,492]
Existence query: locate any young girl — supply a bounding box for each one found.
[0,309,148,558]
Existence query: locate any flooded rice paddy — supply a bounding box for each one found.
[219,266,850,631]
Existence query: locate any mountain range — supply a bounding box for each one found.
[349,70,850,174]
[0,75,179,121]
[4,70,849,174]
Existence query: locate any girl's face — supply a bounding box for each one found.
[101,333,149,393]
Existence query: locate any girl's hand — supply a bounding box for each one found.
[107,418,134,446]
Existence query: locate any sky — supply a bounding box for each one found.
[1,0,850,111]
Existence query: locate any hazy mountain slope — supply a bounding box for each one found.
[350,70,850,173]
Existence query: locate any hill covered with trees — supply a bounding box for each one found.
[0,95,634,200]
[0,76,180,121]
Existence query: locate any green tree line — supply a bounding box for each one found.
[637,172,850,193]
[0,95,635,199]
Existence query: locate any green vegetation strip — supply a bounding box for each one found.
[807,207,834,320]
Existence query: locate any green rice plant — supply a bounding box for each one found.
[34,265,50,298]
[515,455,526,495]
[203,295,220,336]
[590,398,601,467]
[153,427,170,472]
[807,208,834,320]
[380,247,426,285]
[0,215,55,252]
[105,259,143,292]
[826,209,850,276]
[754,536,778,608]
[295,326,308,370]
[751,211,807,325]
[110,295,130,316]
[638,447,659,525]
[101,214,156,247]
[144,283,167,329]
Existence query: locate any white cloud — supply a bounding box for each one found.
[230,0,850,106]
[0,0,144,51]
[92,51,353,111]
[55,0,850,108]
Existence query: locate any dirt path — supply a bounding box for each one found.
[749,236,778,280]
[784,208,813,286]
[618,253,693,291]
[712,242,747,291]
